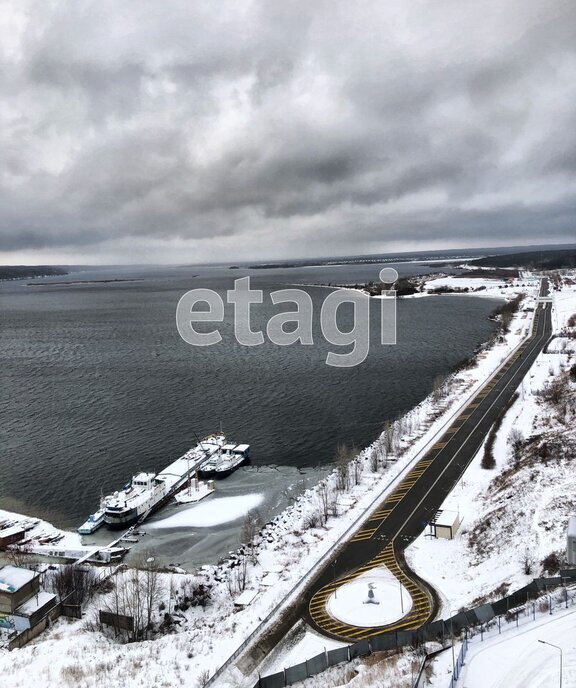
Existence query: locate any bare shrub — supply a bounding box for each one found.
[522,548,534,576]
[541,551,561,575]
[60,663,86,685]
[537,376,570,407]
[508,428,525,465]
[196,669,210,687]
[46,564,99,606]
[242,509,262,564]
[303,509,323,529]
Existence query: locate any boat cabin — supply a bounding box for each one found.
[132,472,156,489]
[233,444,250,458]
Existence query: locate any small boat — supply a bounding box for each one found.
[174,474,215,504]
[78,508,106,535]
[198,443,250,479]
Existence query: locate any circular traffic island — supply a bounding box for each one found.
[326,566,412,628]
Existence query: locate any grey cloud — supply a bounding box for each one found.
[0,0,574,260]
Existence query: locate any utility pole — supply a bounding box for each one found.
[538,640,562,688]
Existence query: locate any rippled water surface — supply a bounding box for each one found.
[1,263,501,553]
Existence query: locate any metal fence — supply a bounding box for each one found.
[253,569,576,688]
[448,634,468,688]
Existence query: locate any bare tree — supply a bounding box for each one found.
[317,481,332,525]
[140,557,162,634]
[46,564,98,606]
[352,454,362,485]
[383,420,395,453]
[432,374,448,404]
[522,547,534,576]
[5,543,32,568]
[227,557,249,595]
[335,444,351,492]
[369,446,379,472]
[242,509,262,564]
[101,553,162,641]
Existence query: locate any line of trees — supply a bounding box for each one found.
[491,294,524,334]
[100,554,162,641]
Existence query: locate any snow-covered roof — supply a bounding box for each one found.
[234,444,250,452]
[0,525,26,538]
[568,516,576,538]
[434,510,460,528]
[234,590,258,607]
[260,573,280,587]
[133,472,153,483]
[0,566,38,593]
[15,591,56,616]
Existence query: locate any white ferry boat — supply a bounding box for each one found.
[198,443,250,479]
[101,434,231,529]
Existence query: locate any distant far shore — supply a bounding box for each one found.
[26,278,144,286]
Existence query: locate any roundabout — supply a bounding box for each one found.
[326,566,412,628]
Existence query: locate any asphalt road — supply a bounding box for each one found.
[303,279,552,641]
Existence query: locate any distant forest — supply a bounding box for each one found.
[0,265,68,280]
[470,248,576,270]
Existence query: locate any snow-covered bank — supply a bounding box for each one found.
[255,274,574,687]
[422,269,541,298]
[0,277,544,688]
[407,274,576,613]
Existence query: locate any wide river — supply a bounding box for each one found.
[0,261,501,566]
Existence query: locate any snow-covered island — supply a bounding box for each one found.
[1,270,576,688]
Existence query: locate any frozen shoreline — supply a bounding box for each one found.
[1,273,548,688]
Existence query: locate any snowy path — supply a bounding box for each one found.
[458,608,576,688]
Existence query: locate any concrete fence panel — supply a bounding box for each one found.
[258,670,285,688]
[305,651,328,676]
[327,646,350,665]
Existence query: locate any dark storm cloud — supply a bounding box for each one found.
[0,0,574,261]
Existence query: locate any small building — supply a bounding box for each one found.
[12,592,58,631]
[0,566,40,613]
[0,526,26,548]
[431,510,461,540]
[234,589,258,608]
[0,565,57,637]
[567,516,576,566]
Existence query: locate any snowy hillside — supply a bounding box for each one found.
[3,273,572,688]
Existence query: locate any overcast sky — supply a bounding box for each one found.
[0,1,574,265]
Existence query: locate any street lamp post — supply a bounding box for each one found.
[332,558,337,598]
[538,640,562,688]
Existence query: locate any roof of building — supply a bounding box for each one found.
[15,591,57,617]
[434,510,460,528]
[234,589,258,606]
[0,525,27,538]
[0,566,38,594]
